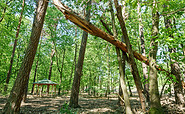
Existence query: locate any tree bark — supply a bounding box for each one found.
[4,0,25,92]
[2,0,48,113]
[114,0,146,111]
[69,0,91,108]
[149,1,163,113]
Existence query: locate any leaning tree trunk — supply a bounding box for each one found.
[69,0,91,108]
[114,0,146,111]
[2,0,48,113]
[164,14,184,104]
[109,0,133,113]
[53,0,170,75]
[149,1,163,113]
[4,0,25,92]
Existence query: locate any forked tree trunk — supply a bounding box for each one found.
[149,1,163,113]
[69,0,91,108]
[4,0,25,92]
[2,0,48,113]
[114,0,146,111]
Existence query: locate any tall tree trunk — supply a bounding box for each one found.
[69,28,78,89]
[58,49,65,95]
[105,44,110,97]
[69,43,77,89]
[31,36,43,94]
[114,0,146,111]
[69,0,91,108]
[109,0,133,113]
[149,1,163,113]
[137,0,149,102]
[2,0,48,113]
[164,14,184,104]
[4,0,25,92]
[48,49,55,80]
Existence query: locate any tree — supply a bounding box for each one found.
[69,0,91,108]
[148,1,163,113]
[164,10,184,104]
[2,0,48,113]
[4,0,25,92]
[137,0,149,102]
[114,0,146,111]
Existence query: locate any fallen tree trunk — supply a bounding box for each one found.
[52,0,169,74]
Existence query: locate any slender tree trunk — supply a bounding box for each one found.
[137,0,149,102]
[4,0,25,92]
[108,0,133,113]
[69,28,78,89]
[69,0,91,108]
[31,36,42,94]
[48,49,55,80]
[114,0,146,111]
[2,0,48,113]
[149,2,163,113]
[58,49,65,95]
[164,14,184,104]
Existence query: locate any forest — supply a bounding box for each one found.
[0,0,185,113]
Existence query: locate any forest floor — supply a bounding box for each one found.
[0,92,185,114]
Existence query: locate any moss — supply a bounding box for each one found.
[149,107,164,114]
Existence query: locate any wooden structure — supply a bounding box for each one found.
[32,79,58,97]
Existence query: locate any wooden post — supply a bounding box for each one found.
[51,85,54,96]
[55,85,57,95]
[32,84,35,95]
[40,85,42,97]
[37,85,39,96]
[47,85,49,96]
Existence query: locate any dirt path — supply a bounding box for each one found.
[0,93,184,113]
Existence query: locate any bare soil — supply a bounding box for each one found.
[0,93,185,114]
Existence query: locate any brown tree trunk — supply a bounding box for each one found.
[31,36,43,94]
[58,49,65,95]
[2,0,48,113]
[114,0,146,111]
[69,43,77,89]
[109,0,133,113]
[69,28,78,89]
[149,2,163,113]
[137,0,149,102]
[69,0,91,108]
[4,0,25,92]
[164,14,184,104]
[53,0,170,75]
[48,49,55,80]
